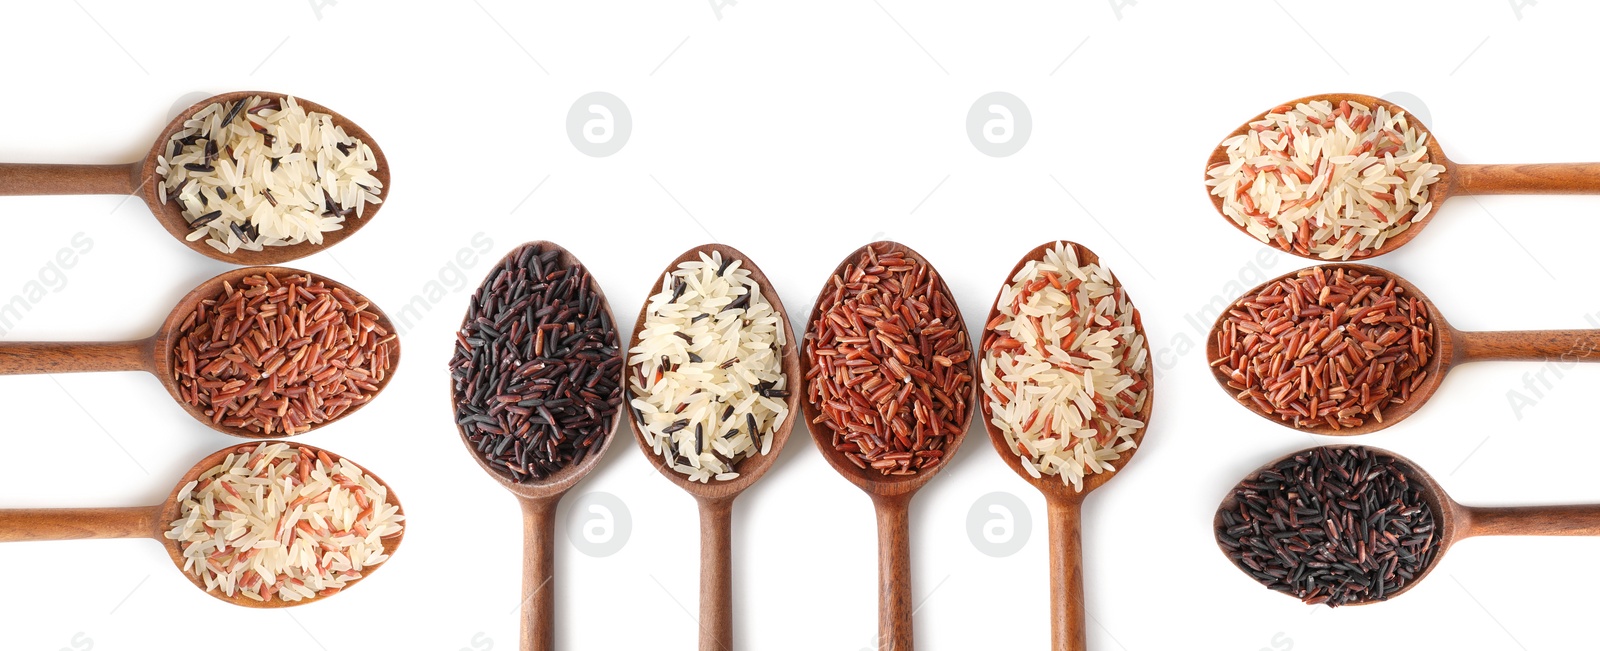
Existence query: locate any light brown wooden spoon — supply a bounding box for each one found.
[979,241,1154,651]
[0,265,400,438]
[449,241,624,651]
[0,441,404,608]
[1217,444,1600,605]
[1206,262,1600,436]
[626,243,801,651]
[800,241,977,651]
[1206,92,1600,260]
[0,91,389,265]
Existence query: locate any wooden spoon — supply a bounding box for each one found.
[800,241,977,651]
[0,265,400,438]
[450,241,624,651]
[1205,262,1600,436]
[1206,92,1600,260]
[626,243,801,651]
[0,441,404,608]
[0,91,390,265]
[1217,444,1600,605]
[979,241,1154,651]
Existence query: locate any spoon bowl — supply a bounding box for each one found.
[1205,262,1600,435]
[0,442,404,608]
[449,241,623,651]
[1206,92,1600,260]
[800,241,977,651]
[0,265,401,438]
[979,240,1154,651]
[0,91,390,265]
[627,243,801,651]
[1217,444,1600,605]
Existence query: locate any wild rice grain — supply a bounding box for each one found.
[449,243,623,483]
[1216,446,1439,607]
[1211,265,1434,431]
[172,271,396,436]
[804,243,973,476]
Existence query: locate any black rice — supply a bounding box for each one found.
[449,243,623,482]
[1216,445,1440,607]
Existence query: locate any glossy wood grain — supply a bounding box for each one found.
[799,241,977,651]
[1206,92,1600,259]
[627,243,802,651]
[1219,444,1600,603]
[450,241,624,651]
[0,265,400,439]
[1205,263,1600,436]
[978,241,1154,651]
[0,91,389,264]
[0,443,403,608]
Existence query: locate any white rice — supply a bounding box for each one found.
[1206,99,1446,260]
[628,251,789,483]
[156,95,383,255]
[163,443,403,603]
[980,243,1150,491]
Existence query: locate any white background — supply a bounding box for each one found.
[0,1,1591,649]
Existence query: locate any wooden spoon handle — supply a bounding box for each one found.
[1455,330,1600,364]
[1454,163,1600,195]
[1464,505,1600,537]
[872,494,914,651]
[0,506,161,542]
[1048,501,1087,651]
[0,339,154,375]
[0,163,139,196]
[519,496,559,651]
[698,498,734,651]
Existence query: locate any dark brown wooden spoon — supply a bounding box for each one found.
[626,243,801,651]
[800,241,977,651]
[1206,262,1600,436]
[0,442,404,608]
[0,265,400,438]
[1217,444,1600,605]
[450,241,624,651]
[0,91,389,265]
[979,241,1154,651]
[1206,92,1600,260]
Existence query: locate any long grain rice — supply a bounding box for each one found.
[1206,99,1445,260]
[980,243,1149,490]
[629,251,788,483]
[163,443,402,603]
[156,95,383,255]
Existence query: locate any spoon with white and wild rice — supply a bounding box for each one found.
[627,243,801,651]
[0,442,404,608]
[979,240,1153,651]
[0,90,388,265]
[1206,92,1600,260]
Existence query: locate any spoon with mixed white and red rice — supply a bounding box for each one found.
[0,441,404,608]
[1206,92,1600,260]
[979,240,1153,651]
